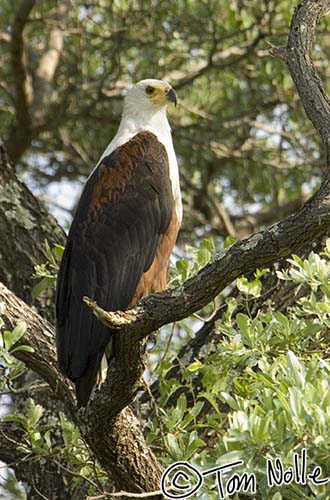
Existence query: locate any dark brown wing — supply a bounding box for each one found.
[55,131,174,406]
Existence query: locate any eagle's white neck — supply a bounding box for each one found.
[99,104,182,224]
[101,105,171,156]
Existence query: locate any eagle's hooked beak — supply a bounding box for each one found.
[166,88,177,106]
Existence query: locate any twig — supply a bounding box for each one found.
[142,378,167,451]
[153,322,176,376]
[83,297,139,329]
[177,100,212,120]
[51,458,102,493]
[86,489,164,499]
[32,479,51,500]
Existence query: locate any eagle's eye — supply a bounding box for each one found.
[146,86,154,95]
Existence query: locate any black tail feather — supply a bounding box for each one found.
[74,350,104,407]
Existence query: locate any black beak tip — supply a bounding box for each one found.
[166,88,177,106]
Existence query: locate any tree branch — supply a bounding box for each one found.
[83,174,330,342]
[30,2,67,126]
[168,34,265,90]
[270,0,330,163]
[80,407,163,496]
[0,140,65,321]
[6,1,67,162]
[7,0,35,162]
[0,282,75,413]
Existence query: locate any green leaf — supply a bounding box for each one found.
[44,430,52,450]
[254,268,269,280]
[219,392,239,410]
[59,411,78,448]
[216,450,245,466]
[53,244,64,261]
[190,401,204,417]
[32,276,55,299]
[11,344,34,354]
[176,393,187,415]
[4,321,27,351]
[185,431,205,459]
[200,392,221,413]
[0,348,14,364]
[237,276,262,297]
[224,235,236,247]
[236,313,249,336]
[286,351,306,388]
[187,359,203,372]
[166,433,182,460]
[27,398,43,428]
[2,413,28,429]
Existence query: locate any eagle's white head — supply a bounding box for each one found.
[100,79,177,165]
[124,79,177,115]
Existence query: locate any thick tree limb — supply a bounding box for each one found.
[7,0,35,162]
[0,140,66,321]
[79,407,163,497]
[271,0,330,162]
[6,1,67,162]
[83,178,330,342]
[0,282,75,413]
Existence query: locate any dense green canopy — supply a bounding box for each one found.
[1,0,328,238]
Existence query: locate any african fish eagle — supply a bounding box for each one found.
[55,79,182,406]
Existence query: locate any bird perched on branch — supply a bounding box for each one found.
[56,79,182,406]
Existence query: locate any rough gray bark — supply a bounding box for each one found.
[0,140,66,320]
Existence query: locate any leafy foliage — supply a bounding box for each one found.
[0,319,33,393]
[146,241,330,499]
[169,237,215,287]
[31,241,64,299]
[1,400,107,497]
